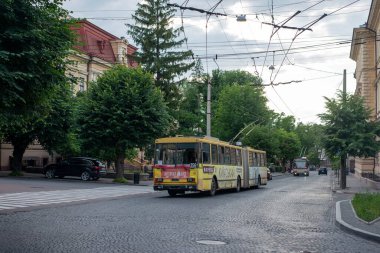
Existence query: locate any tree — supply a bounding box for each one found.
[209,69,262,102]
[0,0,75,173]
[273,114,296,132]
[176,83,205,136]
[275,129,301,170]
[127,0,194,106]
[0,0,74,111]
[295,122,324,162]
[319,91,380,189]
[242,125,279,163]
[242,125,301,169]
[213,84,271,141]
[78,66,170,180]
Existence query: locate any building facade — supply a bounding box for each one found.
[0,20,138,171]
[350,0,380,176]
[67,20,137,92]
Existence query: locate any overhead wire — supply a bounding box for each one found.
[270,0,360,86]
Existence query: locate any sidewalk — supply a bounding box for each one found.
[332,172,380,243]
[0,170,153,188]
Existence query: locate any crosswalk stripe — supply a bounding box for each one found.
[0,186,155,211]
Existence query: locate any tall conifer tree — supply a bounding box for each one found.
[128,0,194,106]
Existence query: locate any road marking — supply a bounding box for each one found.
[0,186,155,211]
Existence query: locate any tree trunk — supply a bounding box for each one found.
[115,154,125,179]
[11,140,29,173]
[340,155,346,189]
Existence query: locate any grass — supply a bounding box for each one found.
[9,170,24,177]
[352,192,380,222]
[113,177,128,184]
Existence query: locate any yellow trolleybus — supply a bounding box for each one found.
[153,136,268,197]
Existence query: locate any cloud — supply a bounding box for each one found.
[62,0,372,123]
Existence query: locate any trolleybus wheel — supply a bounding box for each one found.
[168,190,177,197]
[209,178,217,196]
[236,177,241,192]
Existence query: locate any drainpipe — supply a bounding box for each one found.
[87,54,94,89]
[364,25,378,178]
[364,25,377,115]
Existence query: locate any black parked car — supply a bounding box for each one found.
[267,168,272,180]
[318,167,328,175]
[43,157,107,181]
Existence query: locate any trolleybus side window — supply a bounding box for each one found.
[249,151,254,167]
[224,147,231,164]
[211,144,218,164]
[230,148,236,165]
[218,146,224,165]
[202,143,211,164]
[236,149,242,166]
[254,153,259,166]
[263,154,267,166]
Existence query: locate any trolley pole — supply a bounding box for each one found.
[341,69,347,189]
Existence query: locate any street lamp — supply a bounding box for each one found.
[236,14,246,22]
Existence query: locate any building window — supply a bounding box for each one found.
[79,77,85,92]
[122,48,127,65]
[92,72,100,81]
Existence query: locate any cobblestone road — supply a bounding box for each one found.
[0,172,378,252]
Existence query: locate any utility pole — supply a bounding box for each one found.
[168,2,225,137]
[341,69,347,189]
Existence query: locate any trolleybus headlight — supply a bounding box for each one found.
[187,178,195,182]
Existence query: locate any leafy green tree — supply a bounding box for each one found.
[295,122,324,162]
[3,83,75,173]
[319,91,380,189]
[273,114,296,132]
[0,0,74,111]
[242,125,279,163]
[0,0,75,173]
[176,84,205,136]
[307,149,321,167]
[78,66,170,180]
[209,69,262,102]
[243,125,300,169]
[127,0,194,106]
[275,129,301,170]
[213,84,271,141]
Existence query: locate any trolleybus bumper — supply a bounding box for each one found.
[154,185,198,191]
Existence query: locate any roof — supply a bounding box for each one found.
[155,136,265,153]
[70,19,138,65]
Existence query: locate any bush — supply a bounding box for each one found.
[9,171,24,177]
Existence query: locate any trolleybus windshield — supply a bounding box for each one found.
[294,160,307,169]
[155,143,199,165]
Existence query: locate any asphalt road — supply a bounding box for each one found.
[0,171,378,253]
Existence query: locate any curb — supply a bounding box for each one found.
[335,200,380,243]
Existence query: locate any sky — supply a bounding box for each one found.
[62,0,373,124]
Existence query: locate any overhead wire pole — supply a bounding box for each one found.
[341,69,347,189]
[168,1,226,137]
